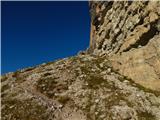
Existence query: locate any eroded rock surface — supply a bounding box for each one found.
[89,1,160,90]
[2,1,160,120]
[2,55,160,120]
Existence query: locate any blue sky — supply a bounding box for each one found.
[1,1,90,74]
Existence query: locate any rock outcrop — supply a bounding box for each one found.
[2,1,160,120]
[89,1,160,90]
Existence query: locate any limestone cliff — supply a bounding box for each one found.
[89,1,160,90]
[2,1,160,120]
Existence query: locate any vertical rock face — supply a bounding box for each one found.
[89,1,160,90]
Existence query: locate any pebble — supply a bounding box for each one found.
[123,80,129,83]
[100,114,105,118]
[107,68,111,73]
[95,99,100,103]
[100,63,104,68]
[9,105,14,109]
[95,112,99,115]
[59,104,63,108]
[136,94,140,97]
[68,86,72,89]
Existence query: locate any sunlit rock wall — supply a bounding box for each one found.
[89,1,160,90]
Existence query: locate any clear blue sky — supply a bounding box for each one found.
[2,1,90,74]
